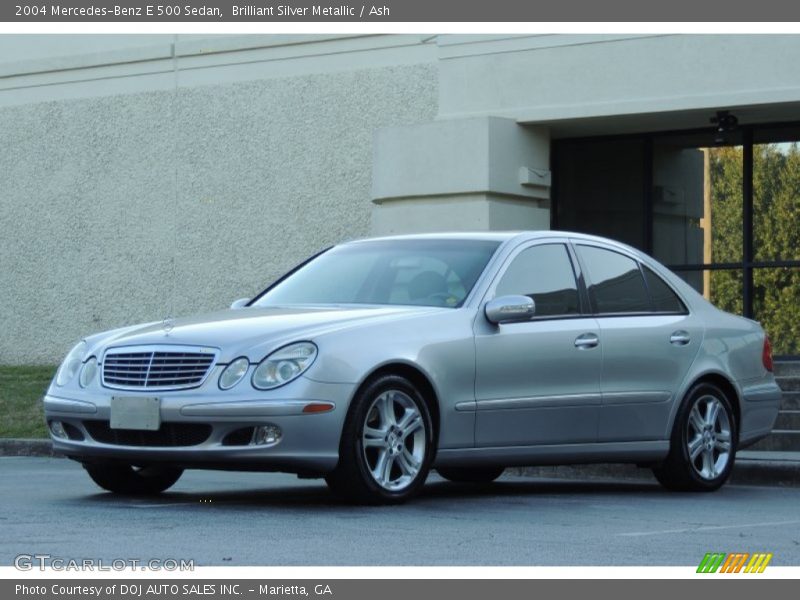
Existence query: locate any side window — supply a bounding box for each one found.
[577,245,650,314]
[495,244,580,317]
[643,265,686,313]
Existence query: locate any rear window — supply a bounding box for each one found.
[577,245,650,314]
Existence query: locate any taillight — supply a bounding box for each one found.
[762,336,774,372]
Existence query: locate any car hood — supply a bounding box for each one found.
[87,305,446,362]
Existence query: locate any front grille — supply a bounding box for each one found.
[83,420,212,447]
[103,347,216,390]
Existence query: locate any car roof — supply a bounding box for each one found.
[343,230,640,252]
[347,231,521,244]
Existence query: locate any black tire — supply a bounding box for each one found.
[83,463,183,495]
[437,466,505,484]
[326,374,435,504]
[653,382,737,492]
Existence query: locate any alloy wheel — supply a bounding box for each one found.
[361,389,427,491]
[686,394,733,481]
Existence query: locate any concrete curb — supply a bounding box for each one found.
[3,438,799,486]
[730,460,800,487]
[509,457,800,487]
[0,438,59,457]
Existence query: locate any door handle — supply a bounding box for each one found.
[670,330,691,346]
[574,333,599,349]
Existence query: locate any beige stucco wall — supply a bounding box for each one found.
[3,33,800,364]
[0,39,438,364]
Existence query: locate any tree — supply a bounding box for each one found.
[707,143,800,355]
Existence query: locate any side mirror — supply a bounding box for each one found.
[484,295,536,324]
[229,298,250,310]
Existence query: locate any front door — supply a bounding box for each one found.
[474,242,602,447]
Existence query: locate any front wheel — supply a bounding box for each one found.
[653,382,737,492]
[326,375,434,504]
[83,463,183,495]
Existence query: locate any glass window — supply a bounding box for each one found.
[642,266,686,313]
[651,136,743,267]
[577,245,650,314]
[494,244,580,317]
[754,267,800,356]
[555,138,646,251]
[386,256,467,305]
[252,239,500,309]
[753,140,800,262]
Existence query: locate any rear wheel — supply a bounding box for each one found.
[326,374,434,504]
[653,382,737,492]
[437,466,505,484]
[83,463,183,495]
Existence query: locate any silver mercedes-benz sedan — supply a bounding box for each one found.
[45,231,781,503]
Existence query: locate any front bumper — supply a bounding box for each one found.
[43,378,354,474]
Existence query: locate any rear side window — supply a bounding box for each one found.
[643,265,686,313]
[577,245,650,314]
[495,244,580,317]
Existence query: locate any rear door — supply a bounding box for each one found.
[573,242,703,442]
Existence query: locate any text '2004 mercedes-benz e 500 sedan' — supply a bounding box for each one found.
[45,231,782,503]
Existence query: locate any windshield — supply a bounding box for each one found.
[252,239,501,308]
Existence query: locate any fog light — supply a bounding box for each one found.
[253,424,282,446]
[50,421,68,439]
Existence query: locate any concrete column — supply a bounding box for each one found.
[370,117,551,235]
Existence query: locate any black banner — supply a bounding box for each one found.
[5,579,800,600]
[3,0,800,22]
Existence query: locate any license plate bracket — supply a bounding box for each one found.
[110,396,161,431]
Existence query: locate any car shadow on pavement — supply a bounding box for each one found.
[76,476,667,510]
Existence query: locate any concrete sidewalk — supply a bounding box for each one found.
[2,438,799,486]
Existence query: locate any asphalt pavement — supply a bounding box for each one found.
[3,457,800,566]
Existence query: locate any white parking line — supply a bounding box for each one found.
[128,502,198,508]
[618,519,800,537]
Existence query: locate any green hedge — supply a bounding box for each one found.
[0,366,56,438]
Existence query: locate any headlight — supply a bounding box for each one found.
[252,342,317,390]
[78,357,98,388]
[219,357,250,390]
[55,341,88,387]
